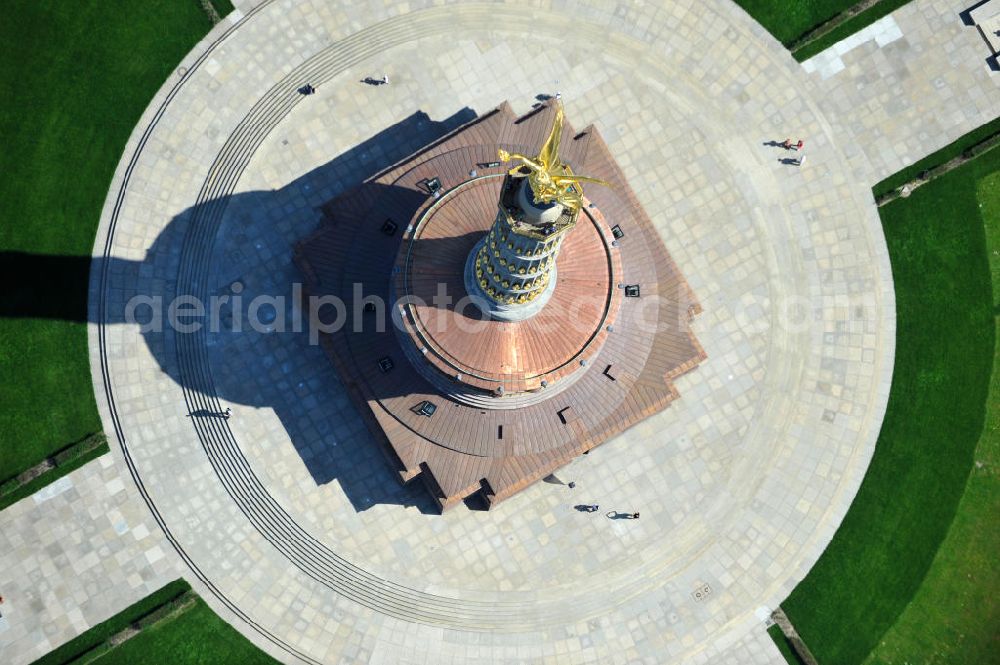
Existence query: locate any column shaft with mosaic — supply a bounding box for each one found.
[464,103,609,322]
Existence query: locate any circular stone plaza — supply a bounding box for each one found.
[5,0,998,664]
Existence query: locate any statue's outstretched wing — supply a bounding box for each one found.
[551,174,610,188]
[497,149,543,176]
[495,102,610,211]
[536,104,564,170]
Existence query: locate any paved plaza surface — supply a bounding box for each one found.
[2,0,997,663]
[0,456,182,662]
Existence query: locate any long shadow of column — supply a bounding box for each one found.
[5,107,477,514]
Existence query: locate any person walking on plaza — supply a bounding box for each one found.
[223,407,232,420]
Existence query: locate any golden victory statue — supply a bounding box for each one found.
[497,102,610,212]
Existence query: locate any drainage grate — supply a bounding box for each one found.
[691,583,713,602]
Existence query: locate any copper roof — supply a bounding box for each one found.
[395,175,621,397]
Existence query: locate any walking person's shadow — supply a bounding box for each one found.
[187,408,229,419]
[605,510,641,520]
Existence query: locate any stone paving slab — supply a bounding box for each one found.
[802,15,905,79]
[806,0,1000,182]
[0,455,181,665]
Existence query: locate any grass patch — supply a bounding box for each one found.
[767,625,807,665]
[860,169,1000,665]
[792,0,910,61]
[0,1,215,482]
[32,580,191,665]
[0,433,109,511]
[91,595,278,665]
[31,579,277,665]
[208,0,235,18]
[733,0,912,62]
[782,133,998,664]
[873,115,1000,199]
[733,0,864,46]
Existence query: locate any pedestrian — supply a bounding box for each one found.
[797,154,807,167]
[795,139,804,151]
[223,407,232,419]
[587,504,599,512]
[568,481,576,489]
[782,138,792,150]
[630,512,640,519]
[382,73,389,85]
[555,91,561,100]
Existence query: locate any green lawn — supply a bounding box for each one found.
[733,0,861,45]
[33,580,190,665]
[791,0,911,61]
[874,116,1000,199]
[31,579,277,665]
[782,145,999,664]
[93,595,277,665]
[767,625,807,665]
[734,0,913,60]
[860,168,1000,665]
[0,0,216,483]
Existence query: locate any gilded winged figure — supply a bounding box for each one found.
[497,102,609,212]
